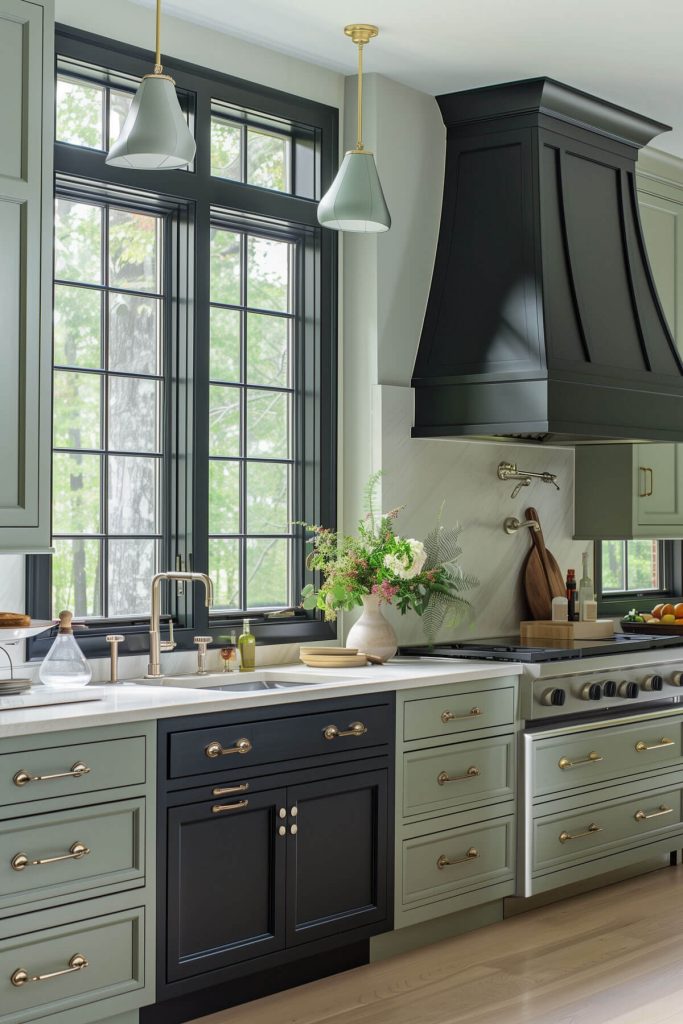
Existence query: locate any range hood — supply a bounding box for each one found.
[412,77,683,444]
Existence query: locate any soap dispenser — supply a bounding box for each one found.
[39,611,92,689]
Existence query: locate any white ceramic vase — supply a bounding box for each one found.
[346,593,398,661]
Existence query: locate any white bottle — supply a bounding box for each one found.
[39,611,92,689]
[578,552,594,621]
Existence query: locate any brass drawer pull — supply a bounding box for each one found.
[205,738,252,759]
[559,822,602,843]
[323,721,367,741]
[212,800,249,814]
[441,707,482,724]
[436,848,479,869]
[11,841,90,872]
[639,466,654,497]
[635,737,674,752]
[212,783,249,797]
[11,953,88,987]
[558,751,603,770]
[13,762,91,787]
[635,804,674,822]
[437,766,480,786]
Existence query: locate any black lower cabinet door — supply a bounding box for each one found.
[166,788,287,983]
[285,769,389,947]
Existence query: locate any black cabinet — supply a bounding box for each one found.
[156,696,395,1006]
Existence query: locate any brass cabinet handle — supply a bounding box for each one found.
[559,822,602,843]
[639,466,654,497]
[436,848,478,869]
[212,783,249,796]
[635,804,674,823]
[558,751,603,770]
[205,738,252,758]
[441,707,482,724]
[323,721,367,741]
[12,762,91,787]
[11,841,90,872]
[635,737,674,752]
[437,766,480,786]
[11,953,88,987]
[211,800,248,814]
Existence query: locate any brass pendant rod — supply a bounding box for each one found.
[356,39,364,152]
[154,0,163,74]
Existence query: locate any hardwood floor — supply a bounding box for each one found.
[191,865,683,1024]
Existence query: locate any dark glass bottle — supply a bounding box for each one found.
[566,569,577,622]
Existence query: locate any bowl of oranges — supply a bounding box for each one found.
[621,602,683,634]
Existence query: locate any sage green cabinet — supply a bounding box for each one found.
[0,0,53,552]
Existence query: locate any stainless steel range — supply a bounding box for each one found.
[400,635,683,897]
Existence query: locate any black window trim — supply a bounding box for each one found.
[596,539,683,616]
[27,24,338,661]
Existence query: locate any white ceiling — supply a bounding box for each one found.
[136,0,683,156]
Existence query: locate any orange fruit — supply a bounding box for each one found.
[652,604,664,618]
[675,619,683,625]
[674,603,683,618]
[661,604,675,618]
[661,614,676,623]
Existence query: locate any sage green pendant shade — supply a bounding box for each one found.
[106,74,196,170]
[317,150,391,233]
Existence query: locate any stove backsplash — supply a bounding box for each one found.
[375,384,592,645]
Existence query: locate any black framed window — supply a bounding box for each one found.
[596,540,682,614]
[27,25,337,660]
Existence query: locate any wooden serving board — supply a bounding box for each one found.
[522,507,566,620]
[521,620,615,642]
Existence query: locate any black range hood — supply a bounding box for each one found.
[412,77,683,444]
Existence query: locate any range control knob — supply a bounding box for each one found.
[602,680,617,698]
[671,672,683,687]
[618,680,640,699]
[642,674,664,692]
[580,682,602,701]
[540,687,566,707]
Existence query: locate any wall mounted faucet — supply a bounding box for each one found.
[504,516,540,535]
[146,572,214,679]
[498,461,560,499]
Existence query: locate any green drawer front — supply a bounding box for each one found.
[402,817,514,906]
[0,907,144,1024]
[404,685,514,742]
[0,798,144,913]
[0,736,146,808]
[403,736,514,818]
[532,718,683,797]
[533,784,683,873]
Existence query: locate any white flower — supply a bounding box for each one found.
[383,539,427,580]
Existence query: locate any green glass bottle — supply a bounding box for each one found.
[238,618,256,672]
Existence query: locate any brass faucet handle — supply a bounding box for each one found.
[193,636,213,646]
[193,636,213,676]
[105,635,125,684]
[105,634,125,645]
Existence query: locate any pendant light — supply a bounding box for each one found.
[106,0,196,170]
[317,24,391,233]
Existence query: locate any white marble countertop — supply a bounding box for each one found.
[0,658,522,738]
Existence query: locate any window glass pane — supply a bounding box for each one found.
[52,538,102,618]
[247,127,289,192]
[109,377,161,453]
[601,541,626,592]
[56,77,104,149]
[108,456,159,535]
[109,88,134,148]
[211,228,241,305]
[109,293,161,376]
[55,199,102,284]
[247,236,290,312]
[108,539,156,616]
[53,371,101,451]
[247,389,290,459]
[627,540,660,591]
[109,209,161,293]
[209,461,240,534]
[246,313,289,387]
[209,538,241,609]
[247,462,289,534]
[54,285,102,369]
[246,538,289,607]
[52,453,101,535]
[210,307,241,383]
[209,385,241,457]
[211,118,242,181]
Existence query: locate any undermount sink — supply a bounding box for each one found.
[136,673,339,692]
[202,679,331,692]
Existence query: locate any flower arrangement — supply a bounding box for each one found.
[300,473,478,642]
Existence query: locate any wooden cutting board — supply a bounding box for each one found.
[523,507,566,620]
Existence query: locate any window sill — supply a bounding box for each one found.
[597,593,675,617]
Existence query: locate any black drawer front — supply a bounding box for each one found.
[168,703,392,779]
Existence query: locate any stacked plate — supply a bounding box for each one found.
[299,646,377,668]
[0,678,32,697]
